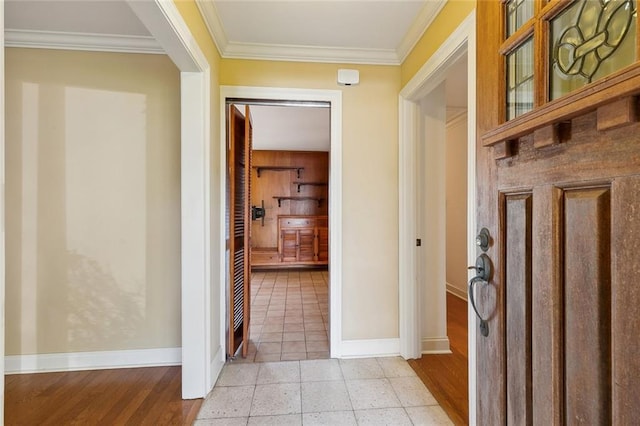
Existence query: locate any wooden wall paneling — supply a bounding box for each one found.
[564,188,612,424]
[251,150,328,268]
[611,176,640,424]
[505,193,533,426]
[531,185,564,425]
[288,151,329,216]
[251,151,292,249]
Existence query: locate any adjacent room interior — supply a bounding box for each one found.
[227,102,331,363]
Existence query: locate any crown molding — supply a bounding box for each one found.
[197,0,446,65]
[223,42,399,65]
[396,0,447,63]
[5,29,163,54]
[195,0,227,56]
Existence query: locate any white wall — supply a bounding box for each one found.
[417,83,449,353]
[446,111,468,299]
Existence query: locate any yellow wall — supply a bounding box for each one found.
[401,0,475,87]
[5,48,182,355]
[222,59,401,340]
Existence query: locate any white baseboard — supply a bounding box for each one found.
[447,282,467,301]
[209,345,225,391]
[5,347,181,374]
[421,337,451,354]
[339,338,400,359]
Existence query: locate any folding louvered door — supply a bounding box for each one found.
[227,104,252,358]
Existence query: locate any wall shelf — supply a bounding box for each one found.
[273,196,323,208]
[292,181,328,193]
[254,166,304,178]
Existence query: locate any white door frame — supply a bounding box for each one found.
[398,10,477,424]
[1,2,6,423]
[126,0,212,399]
[219,86,343,358]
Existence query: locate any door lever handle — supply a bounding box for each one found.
[468,254,492,337]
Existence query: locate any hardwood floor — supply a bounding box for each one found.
[409,292,469,425]
[5,366,202,425]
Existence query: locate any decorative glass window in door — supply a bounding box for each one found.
[550,0,637,100]
[507,0,535,36]
[502,0,638,121]
[504,0,535,120]
[507,38,535,120]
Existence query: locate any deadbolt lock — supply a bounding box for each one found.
[475,228,491,252]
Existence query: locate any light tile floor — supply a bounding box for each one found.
[235,270,330,363]
[196,270,453,425]
[195,357,453,425]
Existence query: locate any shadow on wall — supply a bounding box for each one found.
[66,251,144,350]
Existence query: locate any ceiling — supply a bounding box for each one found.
[6,0,447,65]
[200,0,445,65]
[4,0,467,151]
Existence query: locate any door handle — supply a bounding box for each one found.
[468,253,492,337]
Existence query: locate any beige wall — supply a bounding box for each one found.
[5,48,182,355]
[221,60,401,340]
[401,0,475,87]
[446,112,468,297]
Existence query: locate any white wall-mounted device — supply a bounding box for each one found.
[337,69,360,86]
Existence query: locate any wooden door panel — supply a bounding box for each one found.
[532,186,564,425]
[564,188,612,424]
[242,105,253,358]
[228,104,251,358]
[281,229,298,262]
[317,227,329,261]
[228,105,245,357]
[612,176,640,424]
[298,228,315,261]
[504,194,532,426]
[496,112,640,191]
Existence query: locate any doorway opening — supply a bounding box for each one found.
[410,53,470,424]
[219,86,343,363]
[398,10,477,424]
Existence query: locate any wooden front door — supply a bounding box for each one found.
[475,1,640,423]
[227,104,253,358]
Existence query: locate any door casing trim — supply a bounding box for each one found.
[398,9,477,424]
[126,0,212,399]
[219,86,343,358]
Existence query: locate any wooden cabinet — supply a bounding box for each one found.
[250,151,329,269]
[278,215,328,265]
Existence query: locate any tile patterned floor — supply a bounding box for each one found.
[195,358,453,425]
[235,270,330,363]
[197,270,453,424]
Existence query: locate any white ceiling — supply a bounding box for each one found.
[5,1,150,36]
[5,0,468,151]
[238,104,331,152]
[204,0,443,64]
[6,0,447,65]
